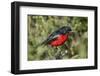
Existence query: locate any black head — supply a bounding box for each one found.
[58,26,72,34]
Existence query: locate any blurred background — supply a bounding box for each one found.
[28,15,88,61]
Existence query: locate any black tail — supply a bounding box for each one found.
[33,40,47,49]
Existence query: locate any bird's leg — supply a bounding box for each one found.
[48,45,60,60]
[63,44,73,58]
[54,47,59,54]
[54,47,62,59]
[53,47,58,59]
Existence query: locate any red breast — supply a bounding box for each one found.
[50,34,68,46]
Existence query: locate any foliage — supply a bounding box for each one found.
[28,15,88,61]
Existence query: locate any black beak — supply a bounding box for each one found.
[68,31,75,35]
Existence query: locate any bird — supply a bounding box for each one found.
[41,26,73,47]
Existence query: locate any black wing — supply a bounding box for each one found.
[41,26,67,45]
[41,32,60,45]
